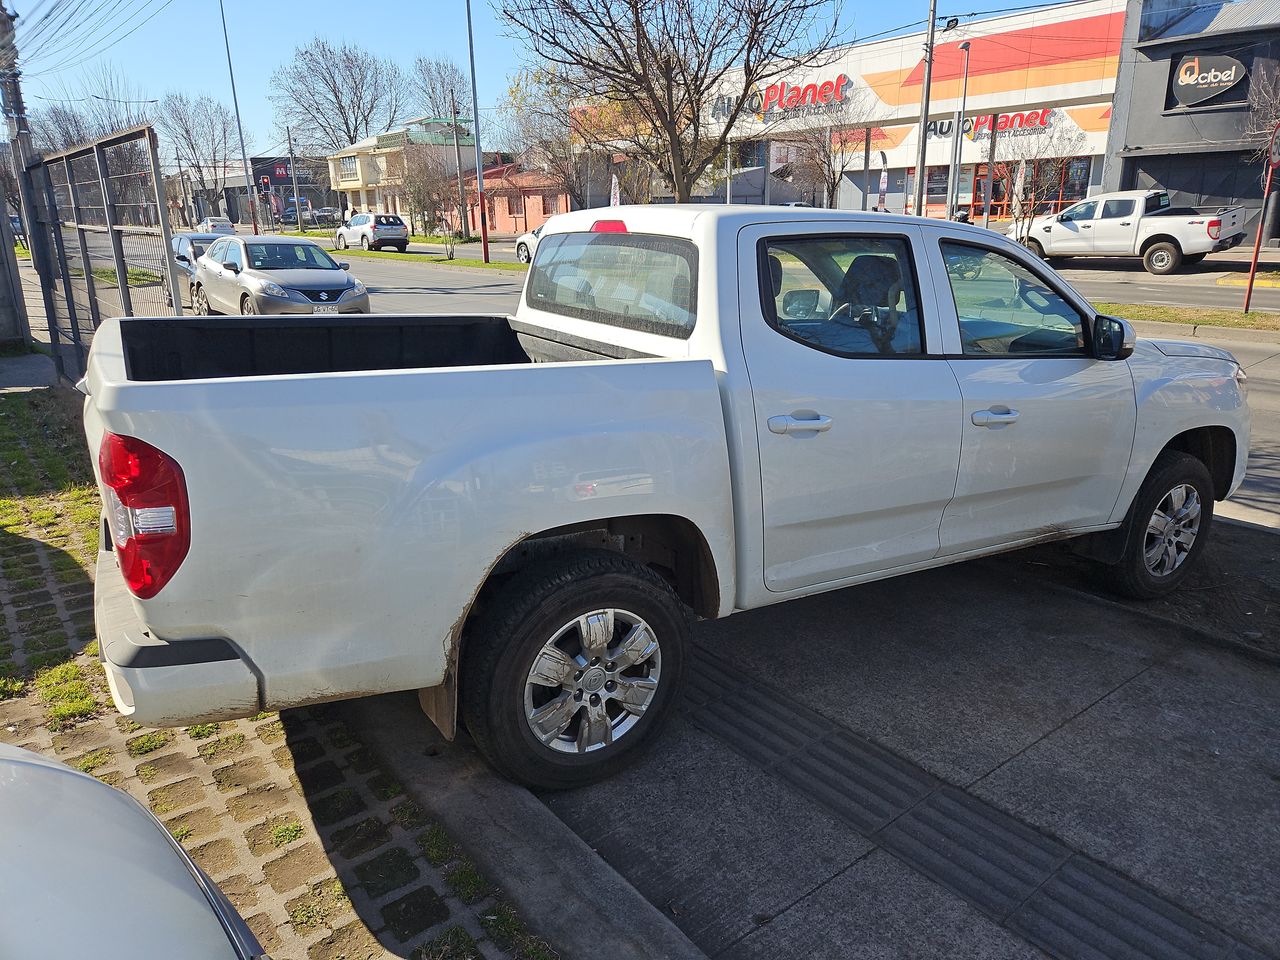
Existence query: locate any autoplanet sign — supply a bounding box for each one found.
[1173,54,1246,106]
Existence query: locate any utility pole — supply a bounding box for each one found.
[219,0,258,234]
[287,126,303,231]
[175,156,194,227]
[912,0,940,218]
[464,0,489,262]
[0,0,33,343]
[450,91,469,239]
[983,112,998,230]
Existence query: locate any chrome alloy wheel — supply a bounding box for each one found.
[1144,483,1201,577]
[523,608,661,754]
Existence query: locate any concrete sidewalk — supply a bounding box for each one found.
[0,351,55,392]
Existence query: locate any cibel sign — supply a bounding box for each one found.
[1173,54,1246,106]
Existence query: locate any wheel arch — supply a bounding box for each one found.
[419,513,722,740]
[1139,233,1182,256]
[1161,425,1236,501]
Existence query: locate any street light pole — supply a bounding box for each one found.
[219,0,258,235]
[450,91,470,240]
[464,0,489,262]
[946,41,971,219]
[912,0,940,218]
[287,126,303,231]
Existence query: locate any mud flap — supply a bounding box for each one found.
[418,672,457,741]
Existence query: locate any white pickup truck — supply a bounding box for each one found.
[1010,189,1246,274]
[82,207,1250,788]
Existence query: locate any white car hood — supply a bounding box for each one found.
[0,743,241,959]
[1143,338,1238,363]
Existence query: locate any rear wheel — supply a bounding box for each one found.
[461,550,690,789]
[517,242,531,263]
[335,234,347,250]
[1143,241,1182,275]
[360,236,370,250]
[395,243,407,253]
[1105,451,1214,600]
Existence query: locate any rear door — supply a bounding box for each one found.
[737,222,963,592]
[1090,198,1139,254]
[930,234,1136,554]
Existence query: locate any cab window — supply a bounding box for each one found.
[760,235,923,356]
[224,242,243,270]
[1060,200,1097,222]
[1101,199,1135,219]
[941,242,1087,357]
[206,239,228,262]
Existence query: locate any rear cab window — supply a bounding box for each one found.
[1144,192,1171,214]
[526,232,698,339]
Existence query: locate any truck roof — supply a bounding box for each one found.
[542,204,954,239]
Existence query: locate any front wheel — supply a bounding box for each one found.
[461,551,689,789]
[516,242,531,263]
[1105,451,1214,600]
[1143,241,1182,275]
[240,294,256,315]
[1025,239,1045,259]
[192,286,210,315]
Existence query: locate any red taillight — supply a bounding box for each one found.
[99,433,190,599]
[591,219,628,233]
[1208,218,1221,240]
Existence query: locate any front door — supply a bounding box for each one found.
[1089,197,1140,254]
[739,224,963,592]
[1044,199,1098,254]
[933,238,1136,554]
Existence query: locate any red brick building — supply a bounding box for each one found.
[465,163,571,236]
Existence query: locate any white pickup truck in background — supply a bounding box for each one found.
[82,206,1250,788]
[1010,189,1246,274]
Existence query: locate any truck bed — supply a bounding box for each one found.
[120,315,531,381]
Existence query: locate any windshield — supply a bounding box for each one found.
[246,242,339,271]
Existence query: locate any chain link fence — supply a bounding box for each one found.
[22,124,181,381]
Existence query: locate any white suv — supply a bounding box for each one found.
[334,213,409,252]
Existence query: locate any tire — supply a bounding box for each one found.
[461,550,690,789]
[395,243,407,253]
[1183,252,1207,265]
[1105,451,1215,600]
[517,242,531,263]
[360,236,370,250]
[1025,239,1045,259]
[240,294,256,315]
[335,234,346,250]
[1143,241,1182,275]
[192,285,210,316]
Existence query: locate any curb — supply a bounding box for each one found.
[1215,273,1280,288]
[341,692,708,960]
[1128,318,1280,345]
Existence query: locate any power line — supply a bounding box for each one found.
[26,0,176,75]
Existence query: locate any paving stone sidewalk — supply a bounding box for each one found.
[0,383,557,960]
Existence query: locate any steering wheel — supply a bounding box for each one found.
[828,301,899,354]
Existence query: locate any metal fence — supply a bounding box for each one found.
[23,124,181,381]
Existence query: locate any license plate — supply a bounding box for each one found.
[314,304,339,314]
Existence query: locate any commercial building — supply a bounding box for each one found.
[249,156,334,216]
[326,119,476,216]
[723,0,1124,216]
[1102,0,1280,237]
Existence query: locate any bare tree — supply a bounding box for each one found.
[991,120,1089,242]
[413,56,470,120]
[29,63,153,153]
[394,145,460,253]
[502,67,604,209]
[499,0,841,202]
[777,114,876,208]
[270,40,408,152]
[155,93,237,217]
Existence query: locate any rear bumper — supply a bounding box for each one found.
[1213,232,1246,252]
[95,549,259,725]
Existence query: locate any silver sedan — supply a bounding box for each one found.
[192,235,371,315]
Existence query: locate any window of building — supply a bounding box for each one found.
[508,193,525,216]
[543,192,560,215]
[527,232,698,339]
[339,156,357,178]
[760,235,923,356]
[941,242,1086,357]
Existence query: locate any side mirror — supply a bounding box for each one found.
[338,262,349,271]
[1093,314,1135,361]
[1056,213,1068,223]
[221,261,239,274]
[175,253,189,264]
[781,288,820,318]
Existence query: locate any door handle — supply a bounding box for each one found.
[1120,221,1132,226]
[1042,225,1051,232]
[768,414,833,435]
[1081,224,1092,229]
[971,408,1020,427]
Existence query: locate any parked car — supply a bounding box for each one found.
[0,743,265,959]
[196,216,236,236]
[281,207,319,227]
[315,207,340,225]
[334,212,409,252]
[515,224,544,263]
[167,232,222,308]
[191,234,369,315]
[81,207,1249,790]
[9,212,25,246]
[1008,189,1246,274]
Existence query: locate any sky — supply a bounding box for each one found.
[11,0,1059,156]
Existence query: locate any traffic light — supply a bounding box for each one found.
[259,176,270,195]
